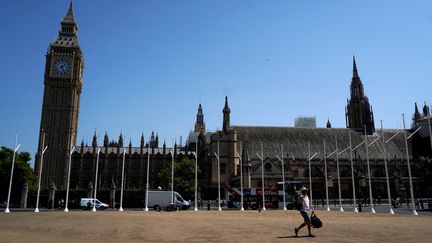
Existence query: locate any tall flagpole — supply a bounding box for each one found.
[381,120,394,214]
[92,147,101,212]
[171,140,174,207]
[35,132,48,213]
[238,143,244,211]
[64,144,76,212]
[194,139,198,211]
[335,136,343,211]
[256,142,266,211]
[119,148,126,212]
[281,144,286,211]
[144,146,150,211]
[364,125,376,213]
[216,140,221,211]
[402,114,418,216]
[308,142,312,203]
[324,139,330,211]
[349,130,358,212]
[5,131,20,213]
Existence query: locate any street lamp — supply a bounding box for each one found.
[402,113,421,216]
[256,142,266,211]
[92,147,101,212]
[64,145,76,212]
[35,132,48,213]
[119,148,126,212]
[5,131,20,214]
[275,144,286,211]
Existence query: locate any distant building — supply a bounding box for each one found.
[294,116,317,128]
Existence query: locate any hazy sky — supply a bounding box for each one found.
[1,0,431,167]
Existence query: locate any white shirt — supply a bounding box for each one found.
[301,195,311,212]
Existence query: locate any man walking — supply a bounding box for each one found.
[295,187,315,237]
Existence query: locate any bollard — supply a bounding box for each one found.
[207,200,210,211]
[358,202,362,212]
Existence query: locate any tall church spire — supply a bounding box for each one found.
[414,102,421,121]
[345,56,375,134]
[223,96,231,132]
[194,103,206,133]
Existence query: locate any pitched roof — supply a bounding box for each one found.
[233,126,410,161]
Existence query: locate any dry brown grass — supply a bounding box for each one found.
[1,210,431,242]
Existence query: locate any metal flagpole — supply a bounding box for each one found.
[5,131,20,213]
[92,147,101,212]
[238,143,244,211]
[402,114,419,216]
[276,144,286,211]
[194,139,198,211]
[364,125,376,213]
[145,147,150,211]
[348,130,358,212]
[308,142,312,203]
[381,120,395,214]
[171,140,174,207]
[214,140,222,211]
[427,103,432,155]
[256,142,266,211]
[119,148,126,212]
[35,133,48,213]
[324,139,330,211]
[335,136,343,212]
[64,144,76,212]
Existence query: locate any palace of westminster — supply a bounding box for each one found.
[31,3,431,207]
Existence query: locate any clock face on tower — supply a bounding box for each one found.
[53,58,71,76]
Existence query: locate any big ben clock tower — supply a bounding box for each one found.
[35,2,84,189]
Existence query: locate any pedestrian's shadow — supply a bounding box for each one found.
[277,236,309,239]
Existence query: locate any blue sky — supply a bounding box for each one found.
[1,0,431,167]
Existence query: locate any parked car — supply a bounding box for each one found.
[147,191,190,211]
[80,198,109,210]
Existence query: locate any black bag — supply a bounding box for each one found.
[310,212,322,228]
[294,196,302,211]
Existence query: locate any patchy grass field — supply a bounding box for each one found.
[1,210,431,242]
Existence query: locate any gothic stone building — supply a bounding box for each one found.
[193,58,428,203]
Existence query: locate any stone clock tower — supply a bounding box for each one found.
[35,2,84,189]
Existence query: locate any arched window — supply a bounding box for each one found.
[265,163,272,173]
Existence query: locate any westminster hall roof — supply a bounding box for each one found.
[233,126,411,161]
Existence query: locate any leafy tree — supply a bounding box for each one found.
[156,157,200,200]
[416,157,432,196]
[0,146,35,202]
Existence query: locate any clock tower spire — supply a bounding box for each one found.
[35,2,84,189]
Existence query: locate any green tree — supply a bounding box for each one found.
[156,157,200,200]
[416,157,432,196]
[0,146,35,202]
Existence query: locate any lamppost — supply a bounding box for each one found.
[402,113,421,216]
[256,142,266,211]
[92,147,101,212]
[119,148,126,212]
[35,133,48,213]
[5,131,20,214]
[381,120,400,215]
[275,144,286,211]
[64,144,76,212]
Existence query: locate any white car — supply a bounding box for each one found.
[80,198,109,210]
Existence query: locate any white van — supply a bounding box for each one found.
[80,198,109,210]
[147,191,190,211]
